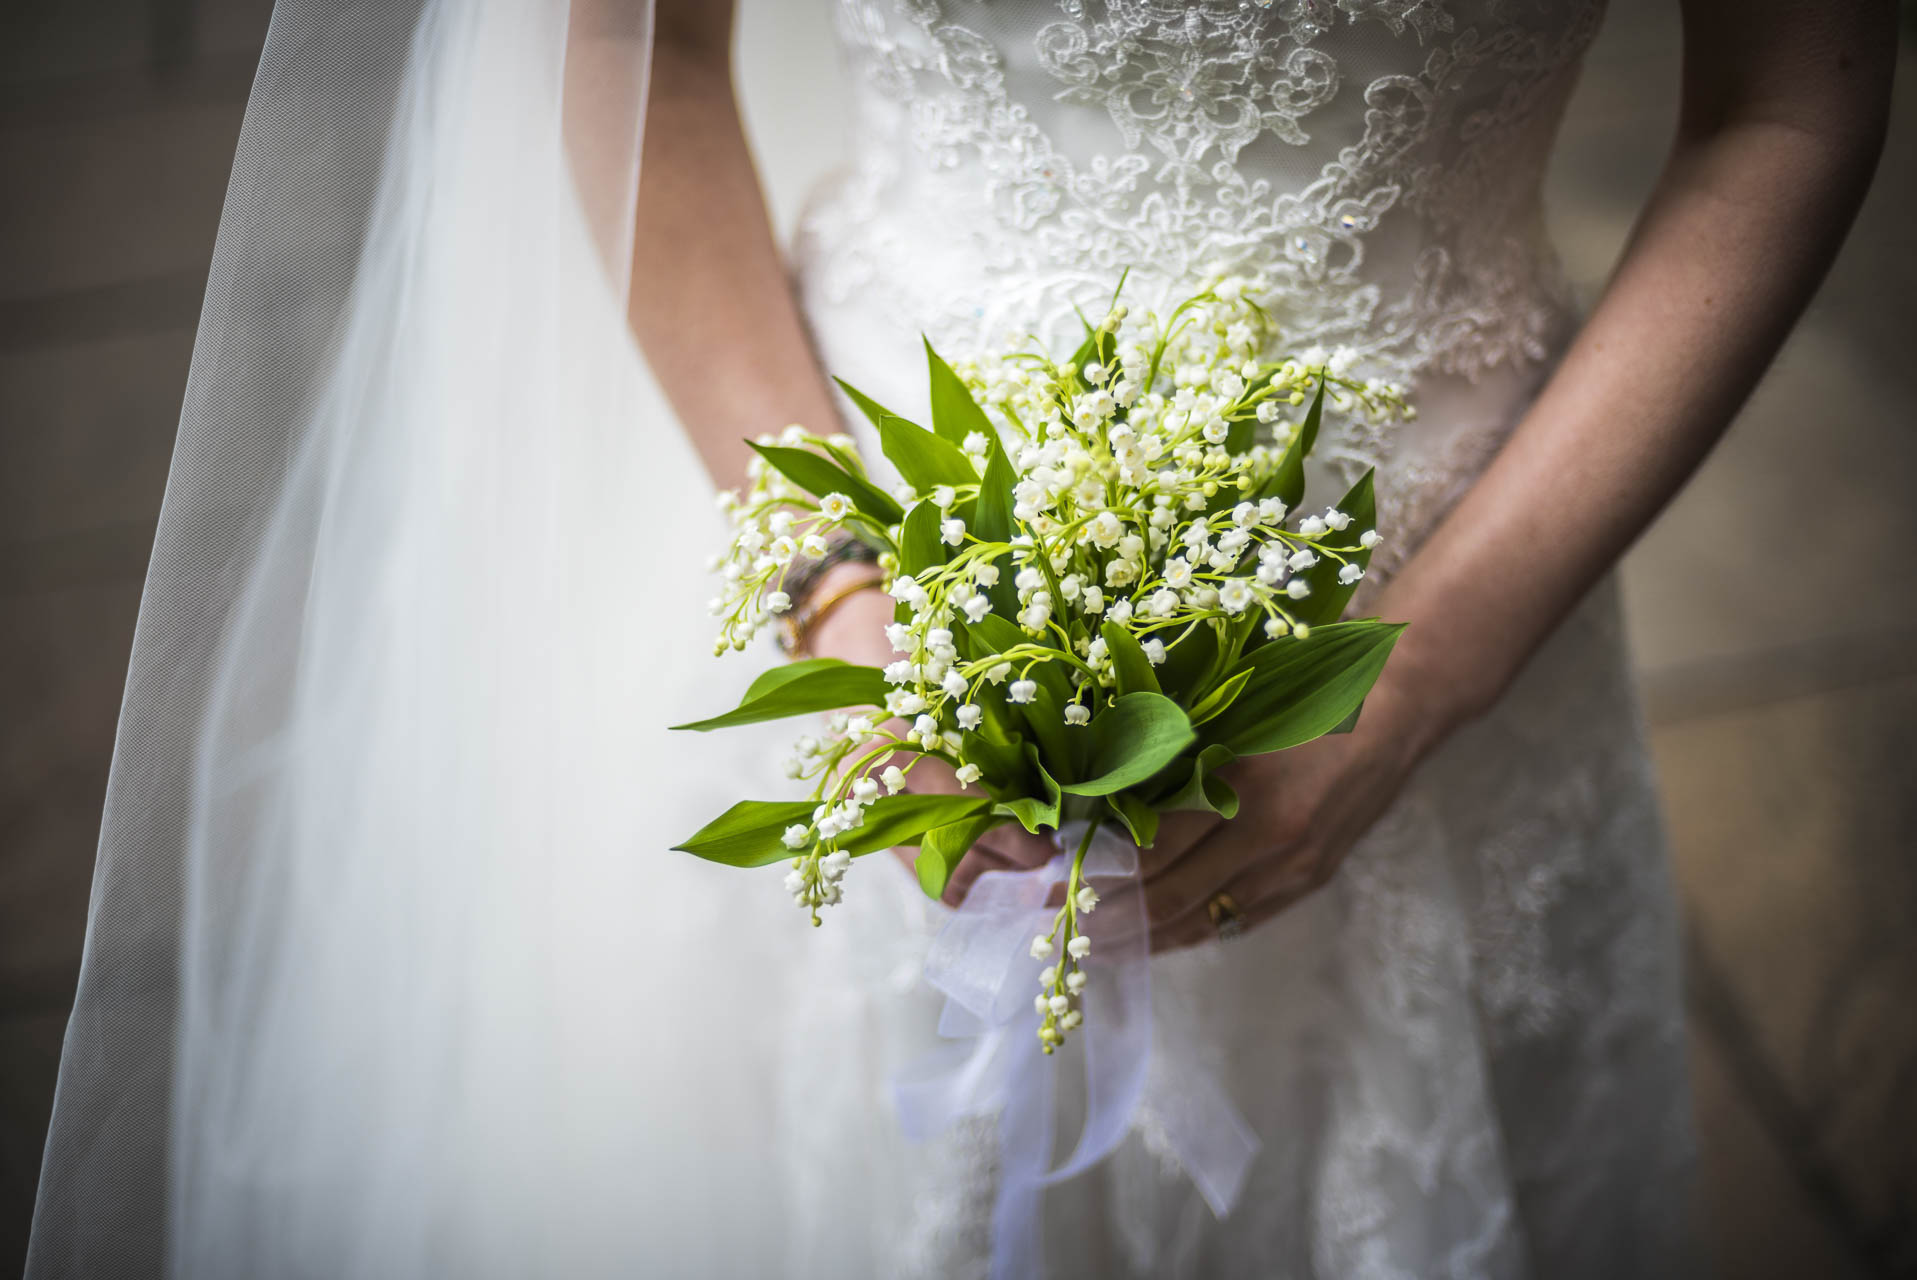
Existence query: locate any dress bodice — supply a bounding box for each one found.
[796,0,1608,570]
[801,0,1604,388]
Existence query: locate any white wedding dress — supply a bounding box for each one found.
[776,1,1696,1276]
[27,2,1695,1278]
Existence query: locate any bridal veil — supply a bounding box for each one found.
[27,2,795,1274]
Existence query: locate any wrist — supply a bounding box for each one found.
[787,561,887,658]
[1364,619,1498,760]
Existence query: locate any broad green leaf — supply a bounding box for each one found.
[971,442,1020,615]
[1328,700,1364,735]
[896,498,949,577]
[749,442,902,526]
[993,745,1061,833]
[1017,683,1078,780]
[878,413,978,490]
[971,440,1017,544]
[926,339,995,445]
[1061,693,1196,796]
[1290,468,1378,628]
[955,727,1027,791]
[837,793,991,855]
[1152,743,1240,818]
[915,813,1003,898]
[1207,621,1404,756]
[1256,379,1324,512]
[743,656,850,703]
[833,377,922,437]
[1107,790,1160,847]
[673,799,817,867]
[960,613,1076,766]
[1186,668,1251,727]
[672,660,888,731]
[1100,621,1161,696]
[966,613,1071,701]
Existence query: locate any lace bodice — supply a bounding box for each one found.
[802,0,1603,394]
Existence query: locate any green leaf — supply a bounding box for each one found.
[1207,621,1404,756]
[1107,790,1160,847]
[742,656,847,704]
[954,726,1027,791]
[1016,683,1079,781]
[915,813,1002,898]
[672,800,818,867]
[926,339,995,446]
[1065,323,1106,378]
[878,413,978,490]
[1061,693,1196,796]
[971,440,1016,543]
[672,660,888,731]
[748,442,902,526]
[833,377,922,437]
[836,793,992,855]
[1289,468,1378,628]
[896,498,949,577]
[971,442,1020,615]
[1257,379,1324,513]
[1186,668,1252,727]
[993,745,1062,833]
[1100,621,1161,696]
[959,613,1077,766]
[1328,700,1364,735]
[1153,743,1240,818]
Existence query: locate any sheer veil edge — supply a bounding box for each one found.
[19,4,800,1275]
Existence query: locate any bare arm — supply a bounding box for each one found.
[632,2,1058,881]
[1140,0,1896,946]
[1382,0,1897,729]
[628,1,841,492]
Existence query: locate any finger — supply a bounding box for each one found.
[1139,816,1289,934]
[1148,847,1328,952]
[1133,809,1222,877]
[976,823,1060,870]
[941,844,1021,908]
[1085,809,1226,928]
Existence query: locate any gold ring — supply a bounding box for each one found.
[1205,890,1246,942]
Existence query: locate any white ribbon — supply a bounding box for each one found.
[894,822,1261,1279]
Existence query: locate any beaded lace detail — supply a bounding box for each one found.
[803,0,1603,412]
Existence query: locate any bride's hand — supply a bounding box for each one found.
[1125,666,1452,952]
[803,565,1058,906]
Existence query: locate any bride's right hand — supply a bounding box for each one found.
[804,567,1059,907]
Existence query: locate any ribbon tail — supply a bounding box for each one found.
[1151,1057,1262,1218]
[988,1030,1053,1280]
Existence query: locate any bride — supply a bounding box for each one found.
[26,1,1890,1277]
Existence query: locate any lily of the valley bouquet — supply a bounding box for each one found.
[675,277,1407,1050]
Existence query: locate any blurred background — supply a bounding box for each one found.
[1,1,1912,1276]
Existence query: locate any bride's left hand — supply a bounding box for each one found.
[1125,668,1452,952]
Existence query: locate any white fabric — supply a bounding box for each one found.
[783,1,1698,1275]
[29,0,1699,1277]
[31,2,792,1276]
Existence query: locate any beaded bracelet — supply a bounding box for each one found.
[774,533,882,655]
[776,572,885,656]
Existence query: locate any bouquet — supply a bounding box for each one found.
[674,276,1408,1051]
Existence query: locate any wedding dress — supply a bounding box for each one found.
[27,1,1695,1277]
[779,1,1696,1276]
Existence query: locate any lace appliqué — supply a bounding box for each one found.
[808,0,1604,476]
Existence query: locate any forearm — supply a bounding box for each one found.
[1378,13,1893,730]
[629,11,840,493]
